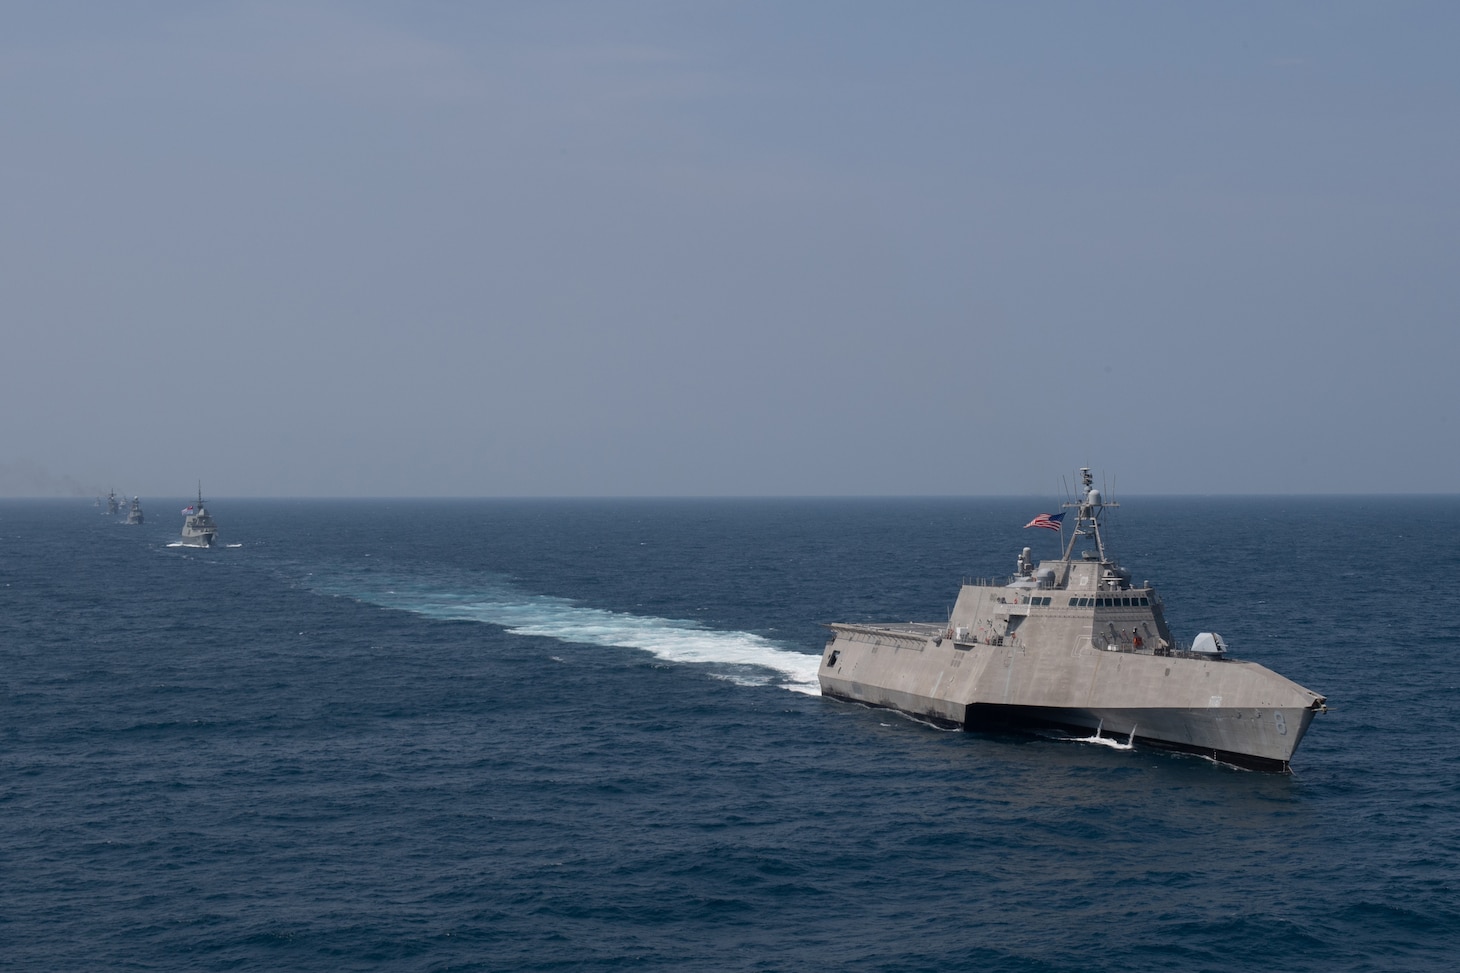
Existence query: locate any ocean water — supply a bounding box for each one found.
[2,495,1457,972]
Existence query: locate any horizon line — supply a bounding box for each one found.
[6,491,1458,502]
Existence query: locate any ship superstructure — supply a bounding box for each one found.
[179,485,219,548]
[818,470,1327,771]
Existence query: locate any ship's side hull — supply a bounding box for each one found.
[964,703,1317,772]
[180,509,218,547]
[819,623,1325,771]
[178,532,216,547]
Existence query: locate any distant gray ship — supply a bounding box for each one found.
[179,486,218,548]
[126,496,144,525]
[104,489,120,516]
[819,469,1327,772]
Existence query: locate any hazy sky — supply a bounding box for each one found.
[4,2,1457,497]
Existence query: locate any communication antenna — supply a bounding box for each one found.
[1060,467,1119,565]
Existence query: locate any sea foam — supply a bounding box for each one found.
[350,578,822,695]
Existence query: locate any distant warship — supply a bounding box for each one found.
[104,489,120,516]
[179,486,218,548]
[126,496,144,525]
[819,470,1327,772]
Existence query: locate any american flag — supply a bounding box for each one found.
[1023,512,1064,531]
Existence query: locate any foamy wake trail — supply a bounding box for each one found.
[1072,721,1136,750]
[346,580,823,695]
[1078,734,1135,751]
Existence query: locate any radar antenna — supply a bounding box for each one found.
[1061,467,1118,564]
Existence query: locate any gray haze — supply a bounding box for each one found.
[4,2,1457,498]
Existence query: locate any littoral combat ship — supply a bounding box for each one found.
[819,470,1327,771]
[179,485,219,548]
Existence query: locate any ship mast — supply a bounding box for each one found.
[1061,468,1118,565]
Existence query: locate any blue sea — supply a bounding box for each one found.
[3,496,1457,971]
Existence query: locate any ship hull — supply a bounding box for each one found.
[819,688,1316,772]
[819,623,1325,772]
[973,703,1317,772]
[180,505,218,548]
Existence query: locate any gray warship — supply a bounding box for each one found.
[179,486,218,548]
[819,470,1327,771]
[126,496,144,525]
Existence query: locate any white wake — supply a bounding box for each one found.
[346,580,822,695]
[1072,720,1137,750]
